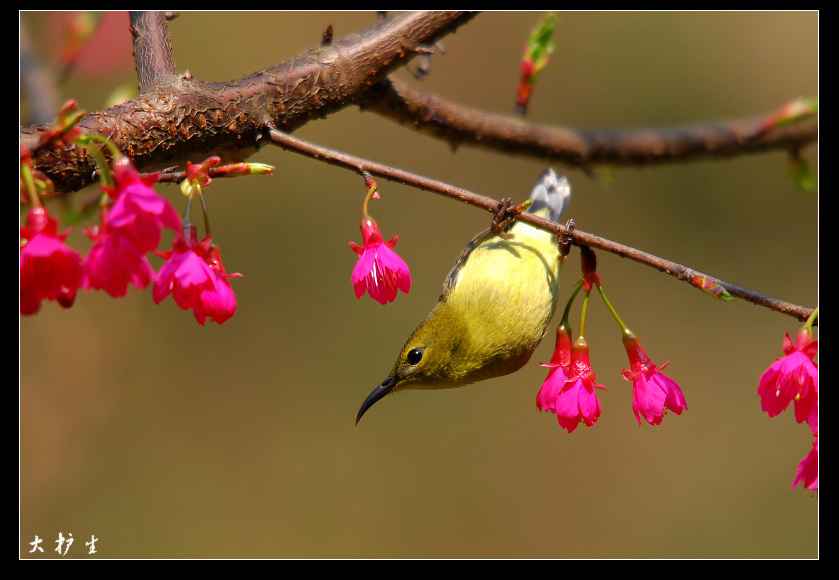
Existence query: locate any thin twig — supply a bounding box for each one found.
[267,127,816,324]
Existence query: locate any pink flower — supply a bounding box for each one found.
[757,329,818,424]
[536,323,572,412]
[19,206,83,315]
[104,156,181,253]
[154,224,240,325]
[804,399,818,436]
[82,225,156,297]
[791,436,818,491]
[191,245,239,325]
[621,330,688,426]
[81,157,181,298]
[538,332,606,434]
[153,244,213,309]
[348,217,411,305]
[757,320,819,492]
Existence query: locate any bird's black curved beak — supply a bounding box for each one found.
[355,376,396,426]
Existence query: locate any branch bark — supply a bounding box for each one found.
[359,78,818,169]
[129,11,177,92]
[20,11,478,193]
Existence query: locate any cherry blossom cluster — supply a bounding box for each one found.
[20,102,271,325]
[536,246,688,433]
[757,311,819,492]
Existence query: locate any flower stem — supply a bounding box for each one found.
[75,134,122,189]
[184,192,194,223]
[198,189,212,238]
[579,289,591,337]
[804,306,819,332]
[560,280,583,325]
[595,283,628,333]
[361,171,378,218]
[19,164,40,206]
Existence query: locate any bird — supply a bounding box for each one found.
[356,168,572,425]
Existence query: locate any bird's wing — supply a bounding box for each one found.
[439,228,492,302]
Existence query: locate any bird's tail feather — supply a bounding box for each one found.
[526,168,571,223]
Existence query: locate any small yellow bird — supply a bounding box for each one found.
[356,169,571,424]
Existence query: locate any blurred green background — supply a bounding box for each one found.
[20,12,818,558]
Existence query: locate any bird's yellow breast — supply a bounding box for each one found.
[444,221,561,370]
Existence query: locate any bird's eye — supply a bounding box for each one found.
[407,348,424,365]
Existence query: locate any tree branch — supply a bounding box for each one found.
[21,11,817,196]
[358,78,818,169]
[20,11,478,193]
[129,11,178,92]
[266,128,816,324]
[19,11,816,325]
